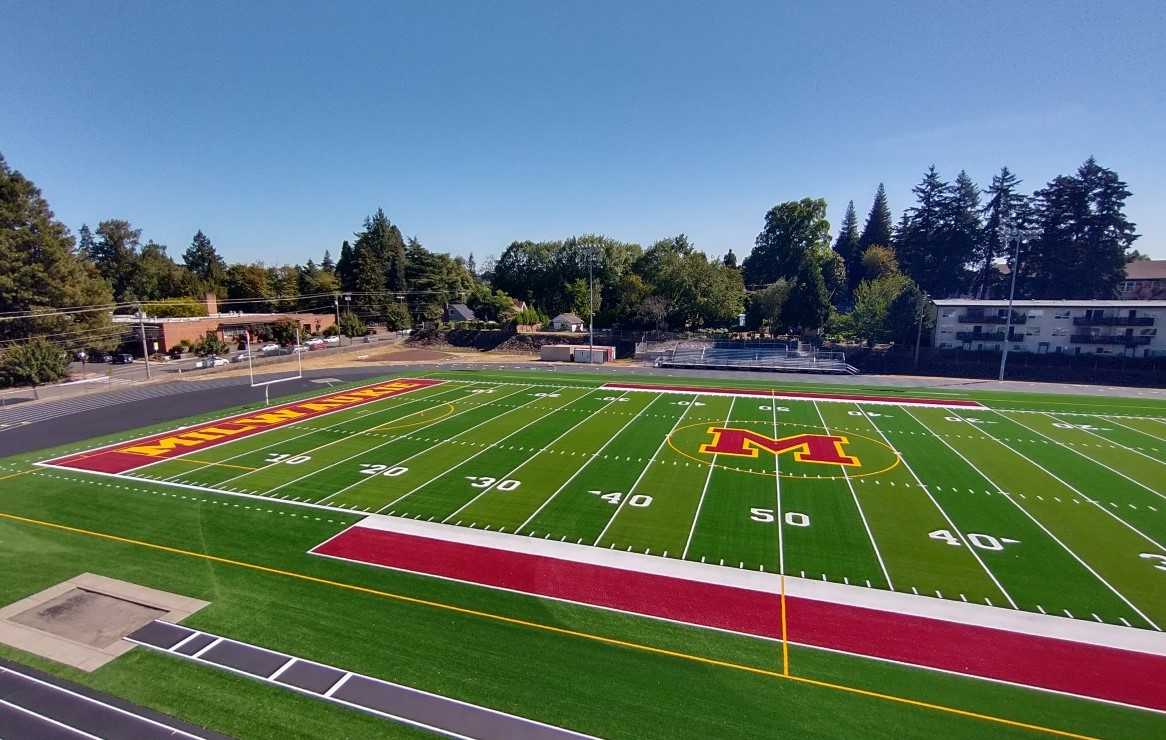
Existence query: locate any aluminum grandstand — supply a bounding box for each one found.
[642,341,859,374]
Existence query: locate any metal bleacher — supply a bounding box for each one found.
[650,341,858,374]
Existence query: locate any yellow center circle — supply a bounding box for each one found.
[665,418,902,480]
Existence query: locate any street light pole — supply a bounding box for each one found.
[137,304,152,379]
[588,254,594,361]
[998,224,1022,382]
[913,292,929,370]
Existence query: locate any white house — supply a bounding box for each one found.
[550,313,585,332]
[932,299,1166,358]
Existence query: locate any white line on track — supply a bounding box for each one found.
[592,394,698,546]
[862,404,1017,609]
[379,389,594,514]
[812,401,894,591]
[998,411,1166,503]
[682,397,735,559]
[515,394,665,533]
[441,390,630,524]
[905,406,1163,632]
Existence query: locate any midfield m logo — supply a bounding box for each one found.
[699,428,860,467]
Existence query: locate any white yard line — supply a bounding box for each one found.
[998,411,1166,502]
[862,404,1017,609]
[297,384,537,504]
[812,401,894,591]
[905,407,1162,632]
[1103,415,1166,444]
[681,397,735,558]
[771,392,785,575]
[516,394,664,533]
[441,390,628,524]
[377,389,592,514]
[592,395,699,546]
[160,383,468,481]
[210,384,483,491]
[954,409,1166,552]
[1043,411,1166,468]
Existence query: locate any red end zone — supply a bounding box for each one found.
[601,382,985,408]
[313,525,1166,712]
[42,378,444,474]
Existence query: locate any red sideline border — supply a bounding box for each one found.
[601,381,986,408]
[39,378,445,475]
[311,525,1165,713]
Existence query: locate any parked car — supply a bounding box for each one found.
[258,343,280,353]
[305,337,325,347]
[110,353,135,365]
[85,349,109,362]
[231,351,252,363]
[323,335,340,345]
[291,345,309,353]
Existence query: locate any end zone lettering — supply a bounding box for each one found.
[42,378,443,474]
[699,427,860,467]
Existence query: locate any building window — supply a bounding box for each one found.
[941,310,954,318]
[1027,310,1044,318]
[1055,310,1072,319]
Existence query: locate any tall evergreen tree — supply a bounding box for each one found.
[858,184,893,254]
[466,252,477,276]
[934,169,982,297]
[321,249,335,274]
[1026,158,1137,298]
[182,230,226,290]
[91,219,142,301]
[76,223,95,260]
[0,154,115,342]
[722,249,738,268]
[975,167,1026,298]
[350,209,408,317]
[895,166,948,291]
[833,200,862,293]
[336,240,355,291]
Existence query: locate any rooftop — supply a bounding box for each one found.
[1125,259,1166,280]
[933,299,1166,308]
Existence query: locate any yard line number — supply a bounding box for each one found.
[358,464,409,477]
[589,490,652,508]
[749,508,809,527]
[265,453,312,465]
[466,476,521,491]
[929,529,1019,552]
[1141,553,1166,572]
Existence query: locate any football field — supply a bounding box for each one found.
[40,370,1166,632]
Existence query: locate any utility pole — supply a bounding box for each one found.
[913,292,929,370]
[137,305,152,379]
[588,253,594,361]
[998,224,1022,382]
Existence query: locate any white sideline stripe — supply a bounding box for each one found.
[592,394,698,546]
[516,393,665,532]
[0,665,205,739]
[127,631,596,739]
[268,657,297,681]
[907,407,1163,632]
[600,383,987,409]
[1000,411,1166,502]
[36,376,430,466]
[0,697,102,739]
[317,384,536,506]
[860,404,1017,609]
[442,390,629,524]
[164,381,467,480]
[682,397,734,558]
[168,630,204,653]
[379,388,587,513]
[327,514,1166,656]
[1045,411,1166,469]
[812,401,893,590]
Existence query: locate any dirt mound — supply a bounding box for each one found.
[357,348,453,362]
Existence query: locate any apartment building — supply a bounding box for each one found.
[932,299,1166,357]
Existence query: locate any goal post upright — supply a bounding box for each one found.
[246,326,305,406]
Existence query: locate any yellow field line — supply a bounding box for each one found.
[0,510,1097,739]
[0,469,35,482]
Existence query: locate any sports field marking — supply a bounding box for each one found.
[208,384,478,492]
[999,412,1166,503]
[1044,412,1166,469]
[906,407,1162,632]
[960,410,1166,553]
[161,458,259,472]
[264,384,532,502]
[378,389,594,514]
[1103,416,1166,444]
[515,394,666,533]
[861,405,1017,609]
[0,510,1101,739]
[592,395,697,546]
[682,397,735,559]
[441,391,632,524]
[812,401,893,590]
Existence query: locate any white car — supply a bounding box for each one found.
[196,356,229,368]
[305,337,325,347]
[323,335,340,345]
[258,343,280,353]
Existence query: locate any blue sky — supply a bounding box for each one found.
[3,1,1163,264]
